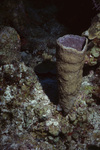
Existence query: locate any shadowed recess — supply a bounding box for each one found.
[34,60,58,104]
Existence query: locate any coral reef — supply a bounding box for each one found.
[0,62,100,149]
[0,1,100,150]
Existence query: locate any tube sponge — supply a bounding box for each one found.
[56,34,88,115]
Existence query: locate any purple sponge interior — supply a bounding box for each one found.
[58,35,86,51]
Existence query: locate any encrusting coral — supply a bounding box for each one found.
[56,34,88,115]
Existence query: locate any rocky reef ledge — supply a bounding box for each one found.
[0,60,100,150]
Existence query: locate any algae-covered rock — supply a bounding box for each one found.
[90,46,100,57]
[82,13,100,40]
[60,118,70,134]
[0,60,100,149]
[82,13,100,48]
[0,26,21,64]
[46,118,60,136]
[34,103,53,121]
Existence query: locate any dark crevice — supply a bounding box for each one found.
[87,145,100,150]
[83,64,99,76]
[34,60,58,105]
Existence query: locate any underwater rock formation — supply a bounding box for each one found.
[0,26,21,64]
[56,34,88,115]
[82,13,100,66]
[82,13,100,41]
